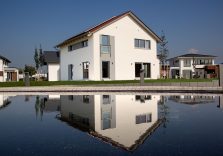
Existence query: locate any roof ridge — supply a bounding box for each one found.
[56,10,161,47]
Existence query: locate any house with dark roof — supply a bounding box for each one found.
[43,51,60,81]
[168,53,217,79]
[56,11,161,80]
[0,55,18,82]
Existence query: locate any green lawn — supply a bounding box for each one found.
[0,78,217,87]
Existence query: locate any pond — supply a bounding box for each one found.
[0,93,223,156]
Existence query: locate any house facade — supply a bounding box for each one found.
[168,54,217,79]
[43,51,60,81]
[56,11,161,81]
[0,55,19,82]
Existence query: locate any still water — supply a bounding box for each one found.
[0,93,223,156]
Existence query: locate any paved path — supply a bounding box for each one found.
[0,85,222,93]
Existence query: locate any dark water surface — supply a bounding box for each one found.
[0,94,223,156]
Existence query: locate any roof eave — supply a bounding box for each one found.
[56,32,91,48]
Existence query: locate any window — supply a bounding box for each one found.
[200,59,205,65]
[100,35,110,53]
[103,95,110,104]
[83,95,90,103]
[136,113,152,124]
[68,40,88,52]
[135,63,151,78]
[135,95,151,103]
[102,111,112,130]
[68,95,74,101]
[68,64,73,80]
[184,59,191,67]
[143,63,151,78]
[83,62,89,79]
[134,39,150,49]
[208,59,212,64]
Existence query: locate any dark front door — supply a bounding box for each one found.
[102,61,110,78]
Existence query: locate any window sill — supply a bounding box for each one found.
[134,47,151,50]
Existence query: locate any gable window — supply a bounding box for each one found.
[68,40,88,52]
[100,35,110,53]
[135,39,150,49]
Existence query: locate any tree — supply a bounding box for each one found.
[158,31,169,78]
[39,47,44,68]
[24,65,36,76]
[34,47,40,70]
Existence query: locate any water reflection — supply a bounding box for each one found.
[168,95,215,105]
[0,94,11,109]
[0,93,222,155]
[41,94,163,151]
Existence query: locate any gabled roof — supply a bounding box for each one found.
[43,51,60,64]
[0,55,11,63]
[168,53,217,60]
[56,11,161,47]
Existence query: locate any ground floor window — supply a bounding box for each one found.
[135,63,151,78]
[68,64,73,80]
[83,62,89,79]
[102,61,110,78]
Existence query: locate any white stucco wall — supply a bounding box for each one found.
[60,37,94,80]
[94,94,159,147]
[93,15,160,80]
[48,64,60,81]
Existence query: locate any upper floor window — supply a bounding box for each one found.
[100,35,110,53]
[184,59,191,67]
[68,40,88,52]
[135,39,150,49]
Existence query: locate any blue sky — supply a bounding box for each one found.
[0,0,223,67]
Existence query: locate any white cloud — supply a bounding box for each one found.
[188,48,199,54]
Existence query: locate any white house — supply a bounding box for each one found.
[43,51,60,81]
[0,55,19,82]
[168,53,217,79]
[56,11,161,80]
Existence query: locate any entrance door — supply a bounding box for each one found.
[102,61,110,78]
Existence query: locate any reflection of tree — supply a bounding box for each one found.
[35,96,45,120]
[159,96,169,128]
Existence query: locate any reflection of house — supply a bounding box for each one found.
[0,94,11,109]
[218,95,223,109]
[56,11,161,80]
[169,95,215,105]
[42,95,61,112]
[57,94,162,151]
[0,55,19,82]
[43,51,60,81]
[168,54,217,79]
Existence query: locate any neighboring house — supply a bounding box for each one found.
[169,95,215,105]
[0,55,19,82]
[168,53,217,79]
[56,11,161,81]
[43,51,60,81]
